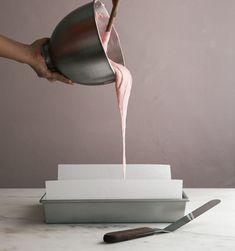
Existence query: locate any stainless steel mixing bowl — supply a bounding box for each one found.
[42,0,124,85]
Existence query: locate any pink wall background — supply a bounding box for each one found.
[0,0,235,187]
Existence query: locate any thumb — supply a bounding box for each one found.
[31,37,50,47]
[37,37,50,46]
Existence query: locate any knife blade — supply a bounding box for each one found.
[103,199,221,243]
[163,199,220,232]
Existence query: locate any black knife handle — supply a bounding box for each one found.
[103,227,155,243]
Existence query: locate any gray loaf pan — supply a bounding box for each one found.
[40,192,189,223]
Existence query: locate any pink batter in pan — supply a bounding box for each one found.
[102,31,132,179]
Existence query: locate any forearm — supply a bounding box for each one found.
[0,35,33,65]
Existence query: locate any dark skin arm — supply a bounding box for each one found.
[0,1,118,85]
[0,35,73,84]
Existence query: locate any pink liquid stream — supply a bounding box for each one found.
[102,31,132,179]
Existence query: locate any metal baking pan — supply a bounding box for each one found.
[40,191,189,223]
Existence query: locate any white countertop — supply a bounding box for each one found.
[0,189,234,251]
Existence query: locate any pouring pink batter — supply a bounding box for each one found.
[102,31,132,179]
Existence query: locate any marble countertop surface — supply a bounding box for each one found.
[0,188,235,251]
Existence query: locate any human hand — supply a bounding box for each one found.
[28,38,73,85]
